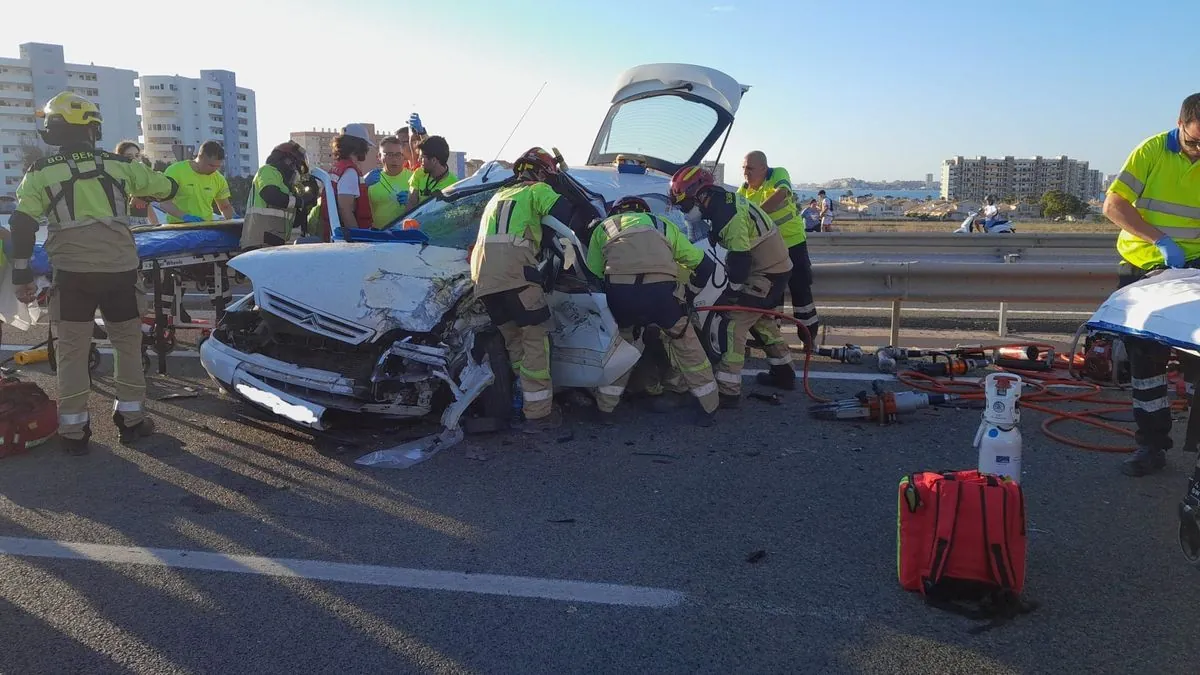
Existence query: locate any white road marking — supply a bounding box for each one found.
[0,345,201,358]
[802,305,1091,317]
[0,536,685,609]
[741,368,901,382]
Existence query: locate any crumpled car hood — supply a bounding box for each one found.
[230,242,474,339]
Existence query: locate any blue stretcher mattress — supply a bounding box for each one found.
[31,224,243,276]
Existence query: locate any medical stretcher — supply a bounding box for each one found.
[28,220,244,375]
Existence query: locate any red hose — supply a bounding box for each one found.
[695,305,1188,454]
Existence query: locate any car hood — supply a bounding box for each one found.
[229,243,473,342]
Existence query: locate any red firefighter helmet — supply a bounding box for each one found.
[608,196,652,216]
[668,165,714,205]
[512,147,559,181]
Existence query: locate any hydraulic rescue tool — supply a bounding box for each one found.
[913,354,991,377]
[816,344,863,364]
[808,380,960,425]
[876,347,932,373]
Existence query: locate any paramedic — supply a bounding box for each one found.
[364,135,414,229]
[738,151,820,347]
[160,141,234,223]
[1103,92,1200,477]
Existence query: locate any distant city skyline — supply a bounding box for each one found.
[2,0,1193,185]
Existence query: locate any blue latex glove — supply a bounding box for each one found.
[181,215,204,223]
[1155,235,1187,268]
[363,168,382,186]
[409,112,425,135]
[395,191,409,206]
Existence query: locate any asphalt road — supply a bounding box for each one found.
[1,349,1199,675]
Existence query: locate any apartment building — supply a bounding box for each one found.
[139,71,258,177]
[290,125,389,171]
[941,155,1104,202]
[0,43,140,199]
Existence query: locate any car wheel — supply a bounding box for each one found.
[468,332,514,430]
[695,310,725,364]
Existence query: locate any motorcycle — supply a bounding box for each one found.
[954,210,1015,234]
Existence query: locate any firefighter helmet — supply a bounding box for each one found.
[668,165,714,205]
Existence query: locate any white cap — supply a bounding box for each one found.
[342,123,375,147]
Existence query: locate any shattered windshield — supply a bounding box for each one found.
[592,95,721,168]
[403,185,502,250]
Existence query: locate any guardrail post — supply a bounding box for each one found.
[997,253,1020,338]
[890,300,902,345]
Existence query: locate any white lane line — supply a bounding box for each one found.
[0,536,685,609]
[741,367,899,382]
[0,345,201,358]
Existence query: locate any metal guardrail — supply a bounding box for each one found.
[805,231,1118,261]
[804,232,1121,342]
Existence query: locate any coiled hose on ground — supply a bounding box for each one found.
[697,305,1191,454]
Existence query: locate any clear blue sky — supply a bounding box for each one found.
[4,0,1193,181]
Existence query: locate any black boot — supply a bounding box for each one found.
[114,413,156,445]
[755,365,796,390]
[1121,446,1167,477]
[60,424,92,456]
[719,393,741,409]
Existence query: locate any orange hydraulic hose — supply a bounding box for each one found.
[695,305,1188,454]
[696,305,830,403]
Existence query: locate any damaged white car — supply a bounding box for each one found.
[199,63,747,433]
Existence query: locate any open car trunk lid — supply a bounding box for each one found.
[586,63,748,176]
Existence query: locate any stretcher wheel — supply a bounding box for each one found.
[154,327,177,356]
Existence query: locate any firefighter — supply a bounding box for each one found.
[9,92,179,455]
[668,165,795,408]
[1104,92,1200,477]
[242,141,313,249]
[584,196,719,426]
[471,147,574,433]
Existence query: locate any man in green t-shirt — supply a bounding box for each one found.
[364,135,414,228]
[402,135,458,217]
[160,140,235,224]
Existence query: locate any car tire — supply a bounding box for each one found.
[468,332,513,430]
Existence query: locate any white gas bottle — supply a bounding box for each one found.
[974,372,1023,482]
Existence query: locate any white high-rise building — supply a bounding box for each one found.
[0,43,140,200]
[941,155,1102,202]
[140,70,258,177]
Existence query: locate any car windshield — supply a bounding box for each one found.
[403,185,503,250]
[592,95,720,168]
[404,180,710,250]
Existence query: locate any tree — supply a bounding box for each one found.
[226,175,252,216]
[1039,190,1088,220]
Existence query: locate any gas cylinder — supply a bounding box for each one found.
[974,372,1023,482]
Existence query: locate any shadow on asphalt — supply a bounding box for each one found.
[1,360,1200,672]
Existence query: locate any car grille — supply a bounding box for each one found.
[258,289,374,345]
